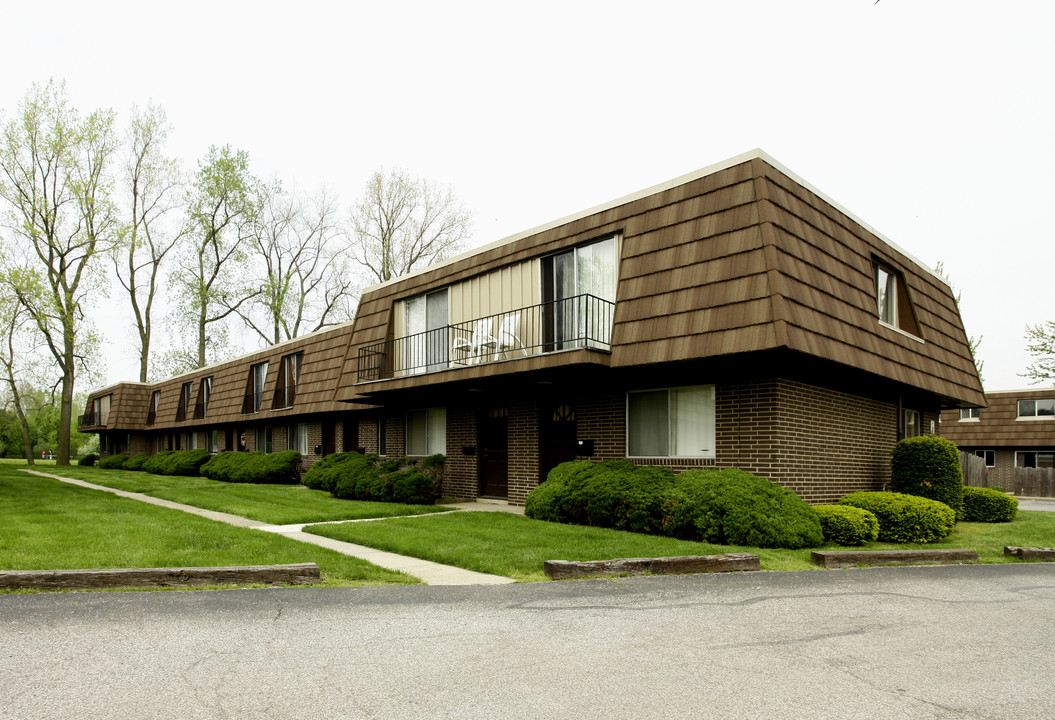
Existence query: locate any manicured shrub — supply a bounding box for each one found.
[663,469,824,549]
[814,504,879,546]
[141,449,212,476]
[839,491,956,543]
[304,452,439,504]
[526,462,824,549]
[962,486,1018,523]
[97,454,129,470]
[891,435,964,520]
[200,451,303,484]
[123,452,151,471]
[78,453,98,467]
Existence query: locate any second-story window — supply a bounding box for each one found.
[405,289,448,374]
[1018,399,1055,418]
[195,377,212,419]
[542,236,617,351]
[176,382,192,421]
[959,407,981,420]
[244,362,269,413]
[275,353,302,408]
[872,260,921,337]
[147,390,160,425]
[93,394,111,426]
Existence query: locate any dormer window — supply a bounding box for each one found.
[275,353,302,409]
[873,260,921,337]
[195,377,212,419]
[176,382,192,421]
[243,362,269,413]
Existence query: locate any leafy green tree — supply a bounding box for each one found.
[0,80,118,465]
[169,144,262,370]
[1023,321,1055,384]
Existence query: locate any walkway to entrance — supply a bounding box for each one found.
[20,469,517,586]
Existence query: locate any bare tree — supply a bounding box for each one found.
[0,80,118,465]
[1022,321,1055,384]
[240,185,357,345]
[114,103,187,382]
[169,144,262,370]
[348,168,473,284]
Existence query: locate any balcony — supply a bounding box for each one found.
[357,293,615,382]
[78,412,99,429]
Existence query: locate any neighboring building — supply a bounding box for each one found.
[940,388,1055,490]
[80,150,984,505]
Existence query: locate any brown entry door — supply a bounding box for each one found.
[479,408,509,498]
[540,403,578,482]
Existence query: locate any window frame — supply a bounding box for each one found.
[974,449,995,467]
[1016,450,1055,469]
[276,353,303,409]
[626,384,716,459]
[1017,399,1055,419]
[959,407,981,421]
[406,407,446,456]
[903,409,921,439]
[288,422,309,455]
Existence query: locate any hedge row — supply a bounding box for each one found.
[141,449,213,477]
[200,451,302,484]
[962,486,1018,522]
[525,460,824,549]
[97,453,130,470]
[839,491,956,543]
[301,452,442,504]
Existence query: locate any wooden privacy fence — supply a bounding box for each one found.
[1013,467,1055,498]
[959,451,989,488]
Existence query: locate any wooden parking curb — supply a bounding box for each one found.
[543,553,760,580]
[0,563,321,591]
[1004,546,1055,561]
[810,549,978,569]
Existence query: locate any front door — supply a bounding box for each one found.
[479,408,509,498]
[540,403,578,482]
[321,421,335,456]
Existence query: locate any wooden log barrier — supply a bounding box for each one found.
[810,549,978,569]
[1004,546,1055,561]
[544,553,760,580]
[0,563,321,591]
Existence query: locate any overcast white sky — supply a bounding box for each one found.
[2,0,1053,392]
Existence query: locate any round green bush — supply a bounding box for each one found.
[77,453,98,467]
[200,450,303,484]
[962,487,1018,522]
[664,469,824,549]
[814,505,879,546]
[891,435,964,520]
[123,452,151,471]
[839,491,956,543]
[97,453,129,470]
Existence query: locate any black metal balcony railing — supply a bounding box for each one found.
[77,412,98,429]
[193,401,207,420]
[357,293,615,382]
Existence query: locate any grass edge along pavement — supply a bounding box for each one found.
[0,466,417,589]
[305,504,1055,581]
[31,463,452,525]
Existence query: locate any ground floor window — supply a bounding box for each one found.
[256,426,273,454]
[627,385,715,458]
[189,432,198,450]
[975,449,995,467]
[288,423,309,454]
[207,430,218,453]
[1016,451,1055,468]
[904,409,921,438]
[156,435,164,453]
[406,408,446,456]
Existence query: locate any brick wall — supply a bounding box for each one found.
[445,404,479,499]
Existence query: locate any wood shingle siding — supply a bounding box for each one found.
[87,150,984,441]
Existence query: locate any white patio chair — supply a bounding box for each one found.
[452,319,492,365]
[495,313,526,360]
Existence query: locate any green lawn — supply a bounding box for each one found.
[31,464,451,525]
[305,506,1055,581]
[0,465,417,588]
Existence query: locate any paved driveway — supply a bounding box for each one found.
[3,564,1054,719]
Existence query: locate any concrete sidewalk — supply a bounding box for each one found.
[19,469,516,586]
